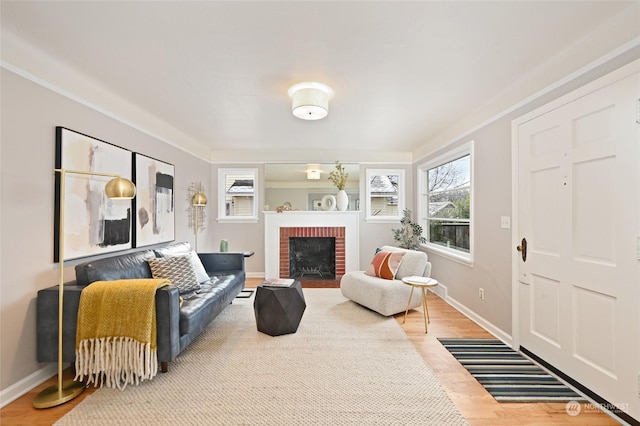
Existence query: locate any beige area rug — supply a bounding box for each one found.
[56,289,467,425]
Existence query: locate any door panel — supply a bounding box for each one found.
[516,66,639,420]
[573,157,616,263]
[572,286,617,378]
[530,275,561,347]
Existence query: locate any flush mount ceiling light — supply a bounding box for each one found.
[288,82,334,120]
[306,164,322,180]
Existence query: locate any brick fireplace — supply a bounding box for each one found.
[279,227,345,280]
[264,211,359,280]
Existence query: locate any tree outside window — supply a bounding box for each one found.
[418,142,473,262]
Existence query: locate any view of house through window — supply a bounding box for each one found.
[218,168,257,221]
[419,143,472,260]
[365,169,405,222]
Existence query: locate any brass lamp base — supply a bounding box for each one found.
[33,379,84,409]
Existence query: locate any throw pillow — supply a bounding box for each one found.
[173,251,210,284]
[189,251,210,283]
[148,255,201,294]
[365,250,406,280]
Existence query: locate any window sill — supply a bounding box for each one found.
[216,217,259,224]
[422,243,474,267]
[365,216,401,224]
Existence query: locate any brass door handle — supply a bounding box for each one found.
[516,238,527,262]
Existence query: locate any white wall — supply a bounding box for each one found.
[0,69,213,403]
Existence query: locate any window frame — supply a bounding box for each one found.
[217,167,259,223]
[417,141,474,265]
[365,168,405,223]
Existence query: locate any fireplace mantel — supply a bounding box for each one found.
[264,211,360,279]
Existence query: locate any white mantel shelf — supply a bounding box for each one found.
[263,211,360,279]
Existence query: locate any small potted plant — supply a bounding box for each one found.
[329,161,349,211]
[392,209,427,250]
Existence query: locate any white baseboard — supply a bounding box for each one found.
[0,364,56,408]
[246,272,264,279]
[432,282,513,347]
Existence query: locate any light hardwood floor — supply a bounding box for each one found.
[1,278,620,425]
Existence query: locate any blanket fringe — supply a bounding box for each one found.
[74,337,158,390]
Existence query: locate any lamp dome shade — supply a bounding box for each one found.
[105,177,136,199]
[288,82,334,120]
[192,192,208,206]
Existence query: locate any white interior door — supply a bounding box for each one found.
[515,61,640,420]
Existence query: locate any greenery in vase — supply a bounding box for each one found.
[392,209,427,250]
[328,161,349,190]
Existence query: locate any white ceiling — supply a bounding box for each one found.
[2,1,639,163]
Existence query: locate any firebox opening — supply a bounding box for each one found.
[289,237,336,280]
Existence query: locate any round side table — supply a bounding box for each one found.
[401,277,439,333]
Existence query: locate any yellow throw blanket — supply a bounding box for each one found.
[74,278,169,389]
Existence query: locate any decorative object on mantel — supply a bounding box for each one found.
[187,182,207,251]
[276,203,297,213]
[329,161,349,211]
[34,167,136,409]
[220,239,229,252]
[287,82,334,120]
[320,194,336,211]
[392,209,427,250]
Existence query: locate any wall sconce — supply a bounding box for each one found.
[33,169,136,409]
[189,183,208,253]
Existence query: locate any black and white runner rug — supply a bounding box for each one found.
[438,338,585,402]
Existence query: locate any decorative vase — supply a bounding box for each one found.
[336,189,349,211]
[220,239,228,252]
[320,194,336,211]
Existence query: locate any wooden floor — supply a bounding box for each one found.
[1,278,620,425]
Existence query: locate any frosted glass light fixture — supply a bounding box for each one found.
[306,164,322,180]
[288,82,334,120]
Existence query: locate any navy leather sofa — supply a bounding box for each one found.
[37,242,245,372]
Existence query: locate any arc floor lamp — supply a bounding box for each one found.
[33,169,136,409]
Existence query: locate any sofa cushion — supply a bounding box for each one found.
[148,255,201,294]
[153,242,192,257]
[74,250,155,286]
[379,246,429,279]
[365,251,405,279]
[178,274,239,335]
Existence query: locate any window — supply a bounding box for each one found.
[365,169,405,222]
[217,168,258,222]
[418,142,473,263]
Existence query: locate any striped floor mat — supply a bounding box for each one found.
[438,338,585,402]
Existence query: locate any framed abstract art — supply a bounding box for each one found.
[133,153,175,247]
[54,127,133,261]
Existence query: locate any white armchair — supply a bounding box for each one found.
[340,246,432,316]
